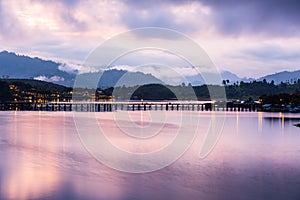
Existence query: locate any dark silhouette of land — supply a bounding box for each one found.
[0,78,300,112]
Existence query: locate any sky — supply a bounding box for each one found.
[1,0,300,78]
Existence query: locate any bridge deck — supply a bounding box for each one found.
[0,101,259,112]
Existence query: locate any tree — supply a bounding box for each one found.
[222,80,227,86]
[222,79,230,86]
[0,81,13,102]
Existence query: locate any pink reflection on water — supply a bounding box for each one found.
[0,112,126,199]
[2,112,62,199]
[0,111,300,199]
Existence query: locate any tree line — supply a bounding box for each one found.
[101,80,300,105]
[1,78,300,107]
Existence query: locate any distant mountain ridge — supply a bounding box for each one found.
[186,70,300,86]
[258,70,300,84]
[0,50,75,86]
[0,50,299,87]
[0,51,162,87]
[76,69,163,88]
[185,70,254,85]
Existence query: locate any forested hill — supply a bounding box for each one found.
[1,79,71,92]
[0,79,71,102]
[104,80,300,101]
[1,78,300,103]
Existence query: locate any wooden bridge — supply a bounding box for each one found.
[0,101,260,112]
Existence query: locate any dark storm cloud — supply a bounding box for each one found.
[122,0,300,37]
[200,0,300,36]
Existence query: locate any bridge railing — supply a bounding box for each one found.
[0,101,260,112]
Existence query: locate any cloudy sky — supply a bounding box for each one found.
[1,0,300,78]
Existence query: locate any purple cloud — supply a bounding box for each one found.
[200,0,300,37]
[121,0,300,37]
[240,44,300,61]
[31,0,80,6]
[0,1,25,40]
[120,1,204,34]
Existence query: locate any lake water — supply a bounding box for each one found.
[0,111,300,199]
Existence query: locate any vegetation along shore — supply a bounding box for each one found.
[0,78,299,112]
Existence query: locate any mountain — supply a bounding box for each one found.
[186,71,254,86]
[258,70,300,84]
[221,71,241,82]
[1,50,299,87]
[76,69,163,88]
[0,51,163,88]
[0,51,75,86]
[221,71,254,83]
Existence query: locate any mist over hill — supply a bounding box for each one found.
[0,50,299,87]
[0,51,162,88]
[0,51,75,86]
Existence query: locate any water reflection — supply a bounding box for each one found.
[236,112,239,135]
[1,112,62,199]
[0,112,127,200]
[263,113,300,133]
[0,111,300,199]
[258,112,263,133]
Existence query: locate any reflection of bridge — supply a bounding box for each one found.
[0,101,260,112]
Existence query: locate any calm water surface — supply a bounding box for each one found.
[0,111,300,200]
